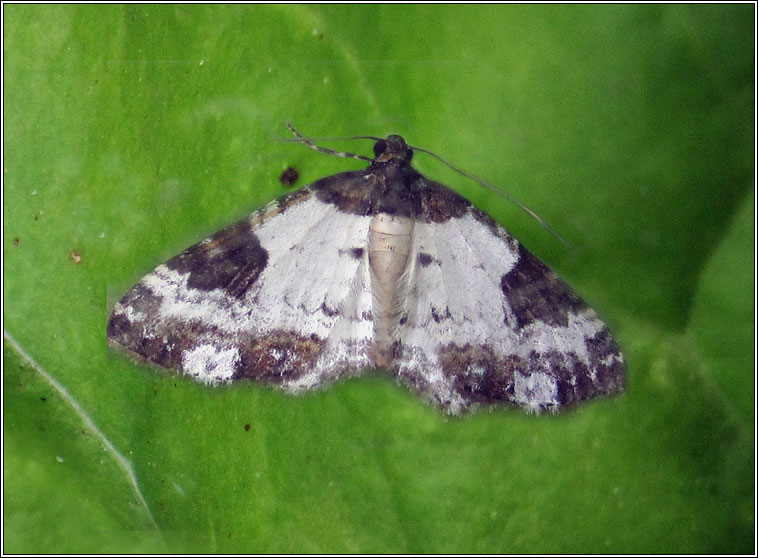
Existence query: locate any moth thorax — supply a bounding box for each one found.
[368,213,414,367]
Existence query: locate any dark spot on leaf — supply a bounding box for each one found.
[279,166,299,187]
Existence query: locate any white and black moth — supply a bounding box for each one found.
[107,131,625,414]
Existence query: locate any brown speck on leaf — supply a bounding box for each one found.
[244,423,251,431]
[69,251,82,264]
[279,166,300,187]
[13,237,19,246]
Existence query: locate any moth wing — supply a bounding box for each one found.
[107,188,376,390]
[394,208,625,414]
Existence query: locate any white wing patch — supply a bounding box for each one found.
[182,344,240,384]
[398,212,520,348]
[251,195,370,339]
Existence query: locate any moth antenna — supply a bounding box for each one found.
[411,145,575,250]
[283,122,373,162]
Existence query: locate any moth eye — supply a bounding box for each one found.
[373,139,387,158]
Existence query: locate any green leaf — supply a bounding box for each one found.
[4,4,753,553]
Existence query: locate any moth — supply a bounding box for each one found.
[107,125,625,414]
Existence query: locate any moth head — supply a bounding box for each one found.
[373,135,414,164]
